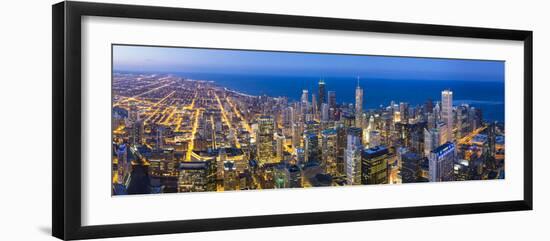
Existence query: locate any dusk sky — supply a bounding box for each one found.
[113,45,504,82]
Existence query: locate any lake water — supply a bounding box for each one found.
[175,72,505,122]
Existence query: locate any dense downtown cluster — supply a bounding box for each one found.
[111,73,504,195]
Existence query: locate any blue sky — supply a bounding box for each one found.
[113,45,504,82]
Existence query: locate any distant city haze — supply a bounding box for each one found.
[113,45,505,121]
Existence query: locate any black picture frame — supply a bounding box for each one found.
[52,1,533,240]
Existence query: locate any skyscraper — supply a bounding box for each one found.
[318,79,326,111]
[441,90,453,141]
[336,124,347,175]
[178,161,216,192]
[424,98,434,114]
[304,120,320,135]
[345,132,362,185]
[301,89,309,105]
[400,152,423,183]
[355,77,364,127]
[304,132,320,163]
[368,130,381,148]
[361,145,389,185]
[257,116,274,165]
[275,133,285,161]
[399,102,409,124]
[423,127,440,157]
[321,128,338,174]
[321,103,329,122]
[347,127,363,143]
[223,161,239,190]
[437,121,449,144]
[328,91,336,109]
[291,123,300,148]
[311,94,317,116]
[131,119,144,145]
[428,142,456,182]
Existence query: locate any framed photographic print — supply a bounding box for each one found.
[52,1,533,240]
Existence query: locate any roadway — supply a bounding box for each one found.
[214,91,241,148]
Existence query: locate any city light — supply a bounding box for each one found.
[111,47,505,195]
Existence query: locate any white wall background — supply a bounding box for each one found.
[0,0,547,240]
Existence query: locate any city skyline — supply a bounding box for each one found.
[111,45,505,195]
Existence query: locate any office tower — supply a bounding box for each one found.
[433,102,441,123]
[467,106,477,130]
[437,121,449,144]
[355,77,364,127]
[345,133,362,185]
[335,124,347,174]
[424,98,434,114]
[257,116,274,165]
[473,108,483,130]
[288,165,302,188]
[360,112,368,129]
[368,130,381,148]
[318,79,326,111]
[304,120,320,135]
[428,142,456,182]
[294,102,303,123]
[321,103,329,122]
[399,102,409,123]
[131,119,144,145]
[456,105,469,139]
[361,145,389,185]
[427,113,435,129]
[363,115,374,144]
[348,127,363,143]
[178,160,216,192]
[301,89,309,105]
[311,93,317,113]
[291,123,301,148]
[362,127,369,145]
[321,129,338,174]
[423,128,440,157]
[328,91,336,109]
[368,115,375,130]
[304,132,320,163]
[342,113,355,128]
[441,90,453,141]
[223,161,239,191]
[400,152,423,183]
[116,144,129,185]
[275,133,285,161]
[282,106,293,127]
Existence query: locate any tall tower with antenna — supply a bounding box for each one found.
[355,76,364,127]
[318,78,326,111]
